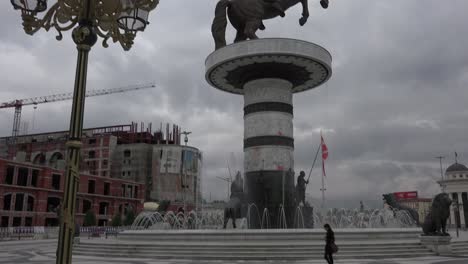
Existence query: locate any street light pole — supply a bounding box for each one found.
[57,2,97,262]
[181,131,192,146]
[435,156,445,192]
[10,1,160,263]
[453,201,460,238]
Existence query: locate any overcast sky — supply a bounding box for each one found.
[1,0,468,208]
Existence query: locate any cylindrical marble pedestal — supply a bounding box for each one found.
[206,38,332,228]
[243,78,295,227]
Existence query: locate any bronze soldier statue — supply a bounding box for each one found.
[296,171,308,205]
[224,172,244,228]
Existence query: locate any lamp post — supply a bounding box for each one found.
[216,176,232,201]
[181,131,192,146]
[453,201,460,238]
[10,1,159,263]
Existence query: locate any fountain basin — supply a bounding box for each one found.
[118,228,422,243]
[74,228,436,260]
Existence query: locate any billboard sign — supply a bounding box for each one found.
[393,191,418,200]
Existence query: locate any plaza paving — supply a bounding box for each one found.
[0,239,467,264]
[1,230,468,264]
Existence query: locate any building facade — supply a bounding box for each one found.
[0,122,202,213]
[438,162,468,229]
[0,158,144,227]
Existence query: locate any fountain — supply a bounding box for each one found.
[130,204,417,230]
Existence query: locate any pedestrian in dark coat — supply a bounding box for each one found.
[324,223,335,264]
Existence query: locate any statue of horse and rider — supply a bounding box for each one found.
[212,0,330,50]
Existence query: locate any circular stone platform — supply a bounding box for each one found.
[205,38,332,94]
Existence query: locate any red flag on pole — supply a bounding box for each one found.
[321,132,328,176]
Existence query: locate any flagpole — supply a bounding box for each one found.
[307,142,322,184]
[321,154,326,210]
[320,131,326,210]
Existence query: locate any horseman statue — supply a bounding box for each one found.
[211,0,330,50]
[224,171,245,228]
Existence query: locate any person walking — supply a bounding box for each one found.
[324,223,335,264]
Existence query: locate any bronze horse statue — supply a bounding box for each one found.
[212,0,330,50]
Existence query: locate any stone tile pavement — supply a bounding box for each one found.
[0,239,467,264]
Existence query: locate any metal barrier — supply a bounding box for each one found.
[80,226,128,239]
[0,226,128,240]
[0,227,60,240]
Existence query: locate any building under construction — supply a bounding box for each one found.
[0,122,202,226]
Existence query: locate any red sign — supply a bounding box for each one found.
[393,191,418,200]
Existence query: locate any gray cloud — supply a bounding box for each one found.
[1,0,468,208]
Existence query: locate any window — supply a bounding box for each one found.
[27,196,34,211]
[5,166,14,184]
[31,170,39,187]
[12,217,21,227]
[88,151,96,159]
[49,152,64,169]
[124,204,129,215]
[17,167,28,186]
[3,194,12,210]
[102,160,108,168]
[33,153,46,165]
[15,194,24,211]
[88,138,96,145]
[1,216,9,227]
[99,202,109,215]
[47,197,61,213]
[101,171,107,177]
[25,217,33,227]
[82,200,92,214]
[88,180,95,194]
[52,174,61,190]
[121,184,126,197]
[104,182,110,196]
[124,150,131,158]
[127,186,132,198]
[134,186,138,198]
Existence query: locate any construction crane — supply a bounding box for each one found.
[0,82,156,150]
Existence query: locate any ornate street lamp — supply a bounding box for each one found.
[10,1,159,264]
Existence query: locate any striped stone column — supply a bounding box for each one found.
[244,78,294,172]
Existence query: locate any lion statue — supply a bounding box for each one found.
[422,193,452,236]
[382,193,420,225]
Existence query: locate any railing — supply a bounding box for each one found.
[0,226,59,240]
[0,226,130,241]
[80,226,129,238]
